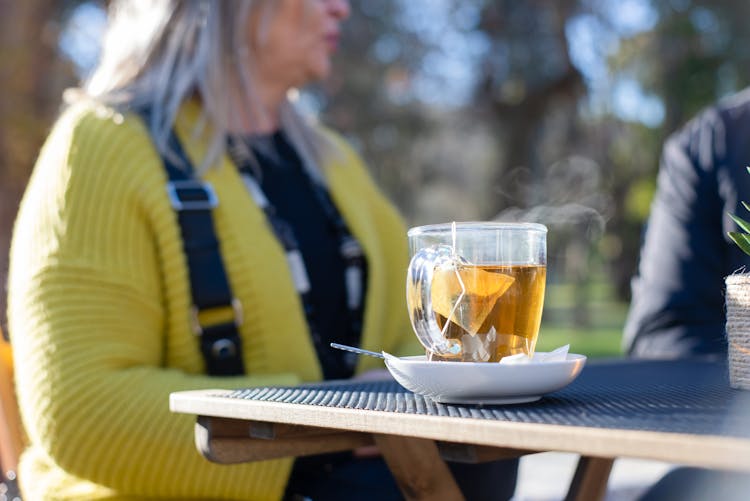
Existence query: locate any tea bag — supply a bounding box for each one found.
[431,263,515,336]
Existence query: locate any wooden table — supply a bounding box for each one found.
[170,359,750,500]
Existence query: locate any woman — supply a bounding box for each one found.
[624,87,750,359]
[8,0,419,499]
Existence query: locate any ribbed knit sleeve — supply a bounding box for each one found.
[8,103,299,500]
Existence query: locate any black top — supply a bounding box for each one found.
[624,87,750,357]
[249,131,357,379]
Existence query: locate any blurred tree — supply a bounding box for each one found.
[328,0,748,325]
[466,0,606,325]
[615,0,750,133]
[4,0,750,335]
[603,0,750,297]
[0,1,77,334]
[472,0,587,210]
[328,0,611,326]
[320,0,439,219]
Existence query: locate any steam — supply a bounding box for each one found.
[495,203,606,242]
[493,155,610,243]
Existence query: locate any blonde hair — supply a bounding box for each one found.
[79,0,327,174]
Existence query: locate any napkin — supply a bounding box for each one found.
[498,344,570,364]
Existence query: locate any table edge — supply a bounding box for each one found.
[170,389,750,471]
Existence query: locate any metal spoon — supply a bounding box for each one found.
[330,342,384,360]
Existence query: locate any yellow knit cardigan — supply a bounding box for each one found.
[7,101,418,500]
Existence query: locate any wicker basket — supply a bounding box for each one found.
[725,273,750,390]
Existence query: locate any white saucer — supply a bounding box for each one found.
[383,352,587,404]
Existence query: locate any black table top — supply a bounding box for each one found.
[223,359,750,439]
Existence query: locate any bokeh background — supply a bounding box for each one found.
[2,0,749,356]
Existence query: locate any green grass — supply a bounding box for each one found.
[535,279,627,358]
[536,326,624,358]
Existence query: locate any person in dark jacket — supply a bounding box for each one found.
[625,88,750,500]
[624,87,750,359]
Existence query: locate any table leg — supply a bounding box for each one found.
[564,456,615,501]
[374,434,465,501]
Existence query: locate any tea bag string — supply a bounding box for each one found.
[441,221,467,340]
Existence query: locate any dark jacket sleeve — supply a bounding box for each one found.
[623,93,750,358]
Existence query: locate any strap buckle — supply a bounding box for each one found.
[166,180,218,211]
[190,298,244,336]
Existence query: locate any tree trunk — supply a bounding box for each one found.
[0,0,73,332]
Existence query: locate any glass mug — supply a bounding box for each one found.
[406,222,547,362]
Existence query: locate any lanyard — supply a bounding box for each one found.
[226,134,367,374]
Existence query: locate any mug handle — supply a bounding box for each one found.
[406,245,464,357]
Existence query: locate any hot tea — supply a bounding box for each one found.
[427,264,546,362]
[406,222,547,362]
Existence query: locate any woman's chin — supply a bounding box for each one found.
[308,59,333,84]
[285,61,332,93]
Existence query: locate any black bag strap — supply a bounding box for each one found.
[157,124,245,376]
